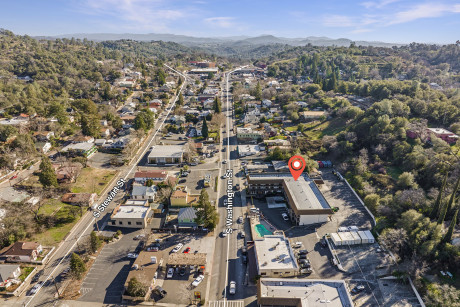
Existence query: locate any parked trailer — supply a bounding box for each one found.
[338,227,348,232]
[350,231,362,244]
[338,232,354,245]
[330,233,343,246]
[358,231,370,244]
[363,230,375,243]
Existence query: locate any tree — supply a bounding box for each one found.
[397,172,418,189]
[430,171,448,219]
[39,156,58,188]
[134,109,155,132]
[126,277,147,297]
[194,189,219,230]
[81,114,101,138]
[70,252,86,279]
[145,179,154,187]
[90,231,101,254]
[442,203,459,244]
[202,117,209,139]
[255,82,262,100]
[178,92,184,105]
[213,96,221,113]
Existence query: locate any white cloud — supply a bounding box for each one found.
[388,3,460,25]
[76,0,186,31]
[361,0,400,9]
[204,17,236,28]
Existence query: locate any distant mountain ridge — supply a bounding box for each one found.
[36,33,405,47]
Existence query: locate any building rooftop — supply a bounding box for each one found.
[254,235,298,271]
[284,177,330,210]
[427,128,457,135]
[248,173,331,214]
[134,170,168,179]
[148,145,184,158]
[236,127,262,134]
[112,206,149,219]
[61,142,95,152]
[258,278,353,307]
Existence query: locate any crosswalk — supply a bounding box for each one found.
[208,300,245,307]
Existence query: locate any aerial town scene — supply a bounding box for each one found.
[0,1,459,307]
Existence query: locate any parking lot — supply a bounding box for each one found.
[151,232,215,305]
[78,228,144,304]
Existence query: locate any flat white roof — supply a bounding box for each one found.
[148,145,184,158]
[259,278,353,307]
[112,206,149,219]
[238,145,261,154]
[285,177,330,210]
[254,235,298,271]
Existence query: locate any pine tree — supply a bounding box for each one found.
[70,253,86,279]
[255,82,262,100]
[430,171,448,219]
[202,118,209,138]
[39,156,58,188]
[446,176,460,213]
[194,189,219,230]
[178,92,184,105]
[213,96,221,113]
[90,231,101,253]
[442,203,459,244]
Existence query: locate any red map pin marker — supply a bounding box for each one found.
[288,155,306,181]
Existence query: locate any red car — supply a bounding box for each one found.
[183,247,191,253]
[10,175,18,180]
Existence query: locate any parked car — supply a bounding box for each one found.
[192,274,205,287]
[235,184,240,190]
[166,268,174,278]
[297,253,307,260]
[183,247,191,253]
[147,246,159,252]
[127,253,138,259]
[239,231,245,238]
[241,246,247,255]
[222,160,227,164]
[172,243,184,253]
[292,242,302,248]
[299,249,308,255]
[154,286,167,298]
[32,270,44,283]
[242,255,248,264]
[179,267,186,276]
[134,234,145,240]
[320,238,327,248]
[221,231,227,237]
[281,213,289,221]
[351,285,365,294]
[229,281,236,294]
[237,216,243,223]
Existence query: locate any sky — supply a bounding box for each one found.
[1,0,459,44]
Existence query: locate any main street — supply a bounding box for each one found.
[17,65,187,307]
[209,67,250,304]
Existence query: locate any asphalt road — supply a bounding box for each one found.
[209,69,250,303]
[18,67,188,307]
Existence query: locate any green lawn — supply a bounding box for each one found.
[285,126,298,132]
[71,168,117,195]
[38,199,66,215]
[303,118,347,140]
[19,267,34,281]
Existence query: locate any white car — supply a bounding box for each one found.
[29,281,43,295]
[222,160,227,164]
[221,231,227,237]
[127,253,138,259]
[166,268,174,278]
[191,274,205,287]
[172,243,184,253]
[281,213,289,221]
[229,281,236,294]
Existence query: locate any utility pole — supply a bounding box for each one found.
[52,276,60,298]
[94,217,100,232]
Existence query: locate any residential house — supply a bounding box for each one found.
[61,193,97,207]
[61,143,97,157]
[170,115,185,125]
[295,101,308,108]
[132,184,156,202]
[35,142,51,154]
[100,128,110,138]
[0,264,21,288]
[0,242,43,262]
[427,128,458,144]
[33,131,54,141]
[243,113,260,125]
[120,115,136,124]
[178,207,198,228]
[134,171,168,184]
[53,163,81,183]
[262,99,273,107]
[236,127,263,144]
[203,98,214,110]
[72,135,95,143]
